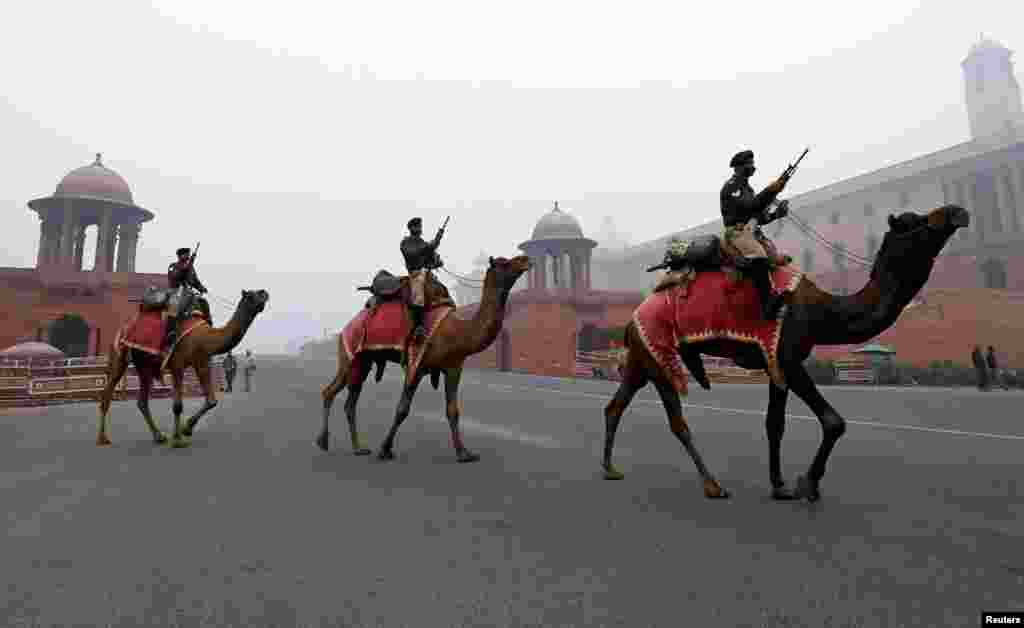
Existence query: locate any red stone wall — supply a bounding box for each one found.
[0,270,168,355]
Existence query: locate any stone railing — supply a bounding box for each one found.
[0,355,226,408]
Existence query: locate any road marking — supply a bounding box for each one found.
[413,411,562,448]
[467,379,1024,442]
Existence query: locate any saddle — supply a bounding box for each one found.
[358,270,404,309]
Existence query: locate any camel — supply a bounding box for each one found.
[317,255,531,462]
[602,205,969,502]
[97,289,269,447]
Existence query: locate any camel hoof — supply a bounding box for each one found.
[315,433,329,451]
[603,465,625,480]
[704,480,730,499]
[456,450,480,463]
[377,449,395,461]
[770,485,798,500]
[794,475,821,502]
[152,433,168,445]
[96,434,112,447]
[353,448,372,456]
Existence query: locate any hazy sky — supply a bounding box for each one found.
[1,1,1022,351]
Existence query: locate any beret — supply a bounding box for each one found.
[729,150,754,168]
[176,247,190,256]
[407,217,422,229]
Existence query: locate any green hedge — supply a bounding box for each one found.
[802,357,1022,388]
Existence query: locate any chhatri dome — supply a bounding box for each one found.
[530,201,585,240]
[519,201,597,292]
[53,153,134,204]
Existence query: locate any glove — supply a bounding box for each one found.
[775,199,790,218]
[767,177,787,194]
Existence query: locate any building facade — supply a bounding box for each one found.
[458,203,643,377]
[0,154,168,355]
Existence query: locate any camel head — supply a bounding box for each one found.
[486,255,532,293]
[238,289,270,319]
[871,204,969,295]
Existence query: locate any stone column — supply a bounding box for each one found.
[569,252,579,292]
[585,251,592,291]
[116,222,140,273]
[104,223,119,272]
[1014,165,1024,233]
[94,208,113,272]
[36,217,52,267]
[992,167,1008,234]
[73,224,87,271]
[58,201,76,267]
[999,167,1020,233]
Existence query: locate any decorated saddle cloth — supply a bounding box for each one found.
[632,264,804,393]
[116,309,209,370]
[340,301,453,386]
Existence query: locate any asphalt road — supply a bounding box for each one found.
[3,358,1023,627]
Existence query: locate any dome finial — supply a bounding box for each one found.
[94,152,102,166]
[553,200,560,211]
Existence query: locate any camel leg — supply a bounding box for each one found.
[443,367,478,463]
[766,381,796,500]
[134,357,167,444]
[170,369,190,448]
[601,372,644,480]
[376,372,425,461]
[782,361,846,502]
[343,359,372,455]
[183,360,218,436]
[317,358,350,452]
[651,376,729,499]
[97,347,130,446]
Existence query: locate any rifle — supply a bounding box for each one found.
[781,147,809,181]
[433,216,450,247]
[188,242,200,268]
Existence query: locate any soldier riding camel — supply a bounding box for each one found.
[720,149,799,319]
[164,246,208,352]
[400,216,448,341]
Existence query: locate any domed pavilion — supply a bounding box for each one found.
[28,153,154,272]
[518,201,597,292]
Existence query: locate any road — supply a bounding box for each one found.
[2,358,1023,627]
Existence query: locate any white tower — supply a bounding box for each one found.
[962,36,1024,140]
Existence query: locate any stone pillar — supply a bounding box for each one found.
[116,222,140,273]
[73,224,87,271]
[104,223,119,272]
[569,252,579,292]
[585,251,592,291]
[94,208,113,272]
[58,201,76,267]
[999,166,1020,233]
[36,217,52,267]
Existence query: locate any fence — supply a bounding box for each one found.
[574,351,768,385]
[0,355,227,409]
[833,357,874,384]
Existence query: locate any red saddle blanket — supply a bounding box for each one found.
[116,310,208,364]
[631,264,803,393]
[341,302,453,386]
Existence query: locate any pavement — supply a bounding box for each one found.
[2,358,1023,627]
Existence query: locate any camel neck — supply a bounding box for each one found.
[467,272,508,353]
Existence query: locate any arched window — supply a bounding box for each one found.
[48,314,91,357]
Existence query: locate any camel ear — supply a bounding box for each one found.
[887,214,896,229]
[489,256,495,267]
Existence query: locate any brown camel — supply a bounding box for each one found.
[97,289,269,447]
[603,205,969,502]
[317,255,531,462]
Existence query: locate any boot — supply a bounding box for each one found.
[163,316,179,353]
[410,305,427,342]
[748,258,783,320]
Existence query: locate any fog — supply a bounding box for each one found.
[1,1,1020,352]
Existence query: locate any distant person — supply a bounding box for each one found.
[986,345,1008,390]
[243,349,256,392]
[222,351,237,392]
[971,345,989,391]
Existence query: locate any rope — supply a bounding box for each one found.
[440,267,485,286]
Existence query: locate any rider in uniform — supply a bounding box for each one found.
[400,217,444,341]
[720,149,792,319]
[164,247,208,351]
